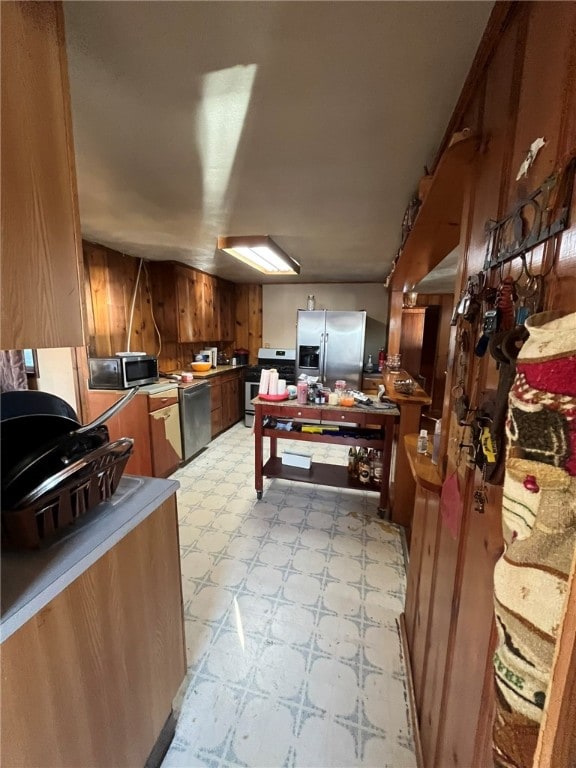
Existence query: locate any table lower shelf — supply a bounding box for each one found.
[262,457,383,496]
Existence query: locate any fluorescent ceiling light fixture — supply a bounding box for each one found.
[218,235,300,275]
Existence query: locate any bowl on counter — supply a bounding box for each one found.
[393,378,416,395]
[191,361,212,372]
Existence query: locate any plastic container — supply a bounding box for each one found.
[297,381,308,405]
[339,391,355,407]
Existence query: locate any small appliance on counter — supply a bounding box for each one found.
[233,348,250,365]
[88,353,159,389]
[200,348,218,368]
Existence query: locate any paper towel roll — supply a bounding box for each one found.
[277,378,286,394]
[259,369,271,395]
[268,369,279,395]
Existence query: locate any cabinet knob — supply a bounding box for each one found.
[297,411,302,416]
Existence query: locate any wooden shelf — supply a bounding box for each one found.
[403,434,443,494]
[262,428,386,447]
[390,134,479,291]
[263,457,381,494]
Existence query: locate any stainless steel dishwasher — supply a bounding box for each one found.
[179,381,211,461]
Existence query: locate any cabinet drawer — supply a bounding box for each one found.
[275,405,322,420]
[148,388,179,412]
[321,409,367,426]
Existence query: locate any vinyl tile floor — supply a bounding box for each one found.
[162,422,417,768]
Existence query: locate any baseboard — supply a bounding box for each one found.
[145,710,177,768]
[399,612,424,768]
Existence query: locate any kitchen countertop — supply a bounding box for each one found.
[88,367,247,397]
[186,364,247,379]
[0,475,179,642]
[252,396,399,417]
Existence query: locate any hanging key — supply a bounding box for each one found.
[473,487,486,513]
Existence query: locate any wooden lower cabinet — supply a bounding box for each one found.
[86,389,182,477]
[0,495,186,768]
[210,370,243,438]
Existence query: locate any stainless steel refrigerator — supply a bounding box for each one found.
[296,310,366,389]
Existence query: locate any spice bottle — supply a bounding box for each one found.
[417,429,428,455]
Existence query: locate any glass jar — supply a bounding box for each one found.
[306,294,316,311]
[297,381,308,405]
[387,353,402,372]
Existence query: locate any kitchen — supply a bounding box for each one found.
[2,3,576,768]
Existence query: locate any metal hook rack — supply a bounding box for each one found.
[483,156,575,271]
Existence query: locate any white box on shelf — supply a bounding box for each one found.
[281,451,312,469]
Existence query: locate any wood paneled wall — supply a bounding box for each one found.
[234,284,263,364]
[404,3,576,767]
[82,241,263,370]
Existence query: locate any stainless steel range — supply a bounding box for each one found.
[244,348,296,427]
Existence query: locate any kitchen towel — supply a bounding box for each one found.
[259,369,270,395]
[268,369,279,395]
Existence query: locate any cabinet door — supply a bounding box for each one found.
[1,1,84,350]
[192,271,216,341]
[149,404,182,477]
[400,306,440,390]
[210,379,223,437]
[217,280,235,342]
[221,373,242,429]
[0,496,186,768]
[175,265,198,343]
[85,391,152,476]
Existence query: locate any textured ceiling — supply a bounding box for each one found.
[63,1,493,287]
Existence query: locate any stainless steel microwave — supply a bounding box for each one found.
[88,354,159,390]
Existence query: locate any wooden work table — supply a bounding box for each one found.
[253,397,399,518]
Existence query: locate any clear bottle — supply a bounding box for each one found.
[417,428,428,455]
[372,450,383,486]
[431,419,442,465]
[365,354,374,373]
[306,294,316,311]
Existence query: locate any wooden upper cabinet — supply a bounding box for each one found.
[194,271,216,341]
[217,280,235,342]
[399,306,440,393]
[150,261,232,344]
[1,1,84,349]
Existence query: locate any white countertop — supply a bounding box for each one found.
[1,474,179,642]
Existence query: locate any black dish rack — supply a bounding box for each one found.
[1,438,133,550]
